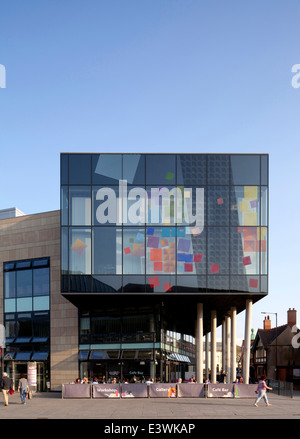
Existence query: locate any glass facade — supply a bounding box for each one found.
[61,153,268,295]
[3,257,50,389]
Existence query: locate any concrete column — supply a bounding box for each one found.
[196,303,204,383]
[231,306,237,383]
[243,299,253,384]
[222,320,226,373]
[205,333,210,379]
[225,314,231,383]
[150,315,155,380]
[211,310,217,383]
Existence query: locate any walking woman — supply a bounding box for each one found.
[254,375,272,407]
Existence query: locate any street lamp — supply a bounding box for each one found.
[261,312,278,380]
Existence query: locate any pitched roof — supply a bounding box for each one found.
[253,324,289,349]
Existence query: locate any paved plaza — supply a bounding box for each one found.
[0,390,299,420]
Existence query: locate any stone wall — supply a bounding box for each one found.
[0,210,78,391]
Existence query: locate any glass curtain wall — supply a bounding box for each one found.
[61,153,268,295]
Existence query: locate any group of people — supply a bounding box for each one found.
[73,376,156,384]
[0,372,31,406]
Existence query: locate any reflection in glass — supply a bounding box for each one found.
[261,187,268,226]
[33,296,50,311]
[69,154,91,185]
[261,275,268,293]
[61,186,68,225]
[176,276,206,292]
[208,155,229,185]
[207,276,229,291]
[177,227,206,275]
[146,186,179,226]
[61,154,68,185]
[70,275,91,292]
[92,186,120,225]
[123,276,145,292]
[17,270,32,297]
[69,186,91,226]
[17,297,32,312]
[230,276,259,293]
[146,154,176,185]
[126,186,147,226]
[92,154,122,184]
[230,155,260,185]
[231,186,260,226]
[33,268,49,296]
[123,154,145,184]
[4,272,15,299]
[261,155,268,185]
[123,228,145,274]
[93,276,123,292]
[69,228,91,274]
[208,186,229,225]
[177,154,206,185]
[61,227,68,274]
[230,227,260,275]
[208,227,229,274]
[260,227,268,275]
[146,227,175,275]
[4,299,15,313]
[93,227,121,274]
[180,187,205,229]
[146,275,175,293]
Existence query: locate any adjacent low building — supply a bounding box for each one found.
[251,308,300,385]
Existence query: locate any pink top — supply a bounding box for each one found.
[257,380,267,392]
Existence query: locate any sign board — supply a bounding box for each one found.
[93,384,120,398]
[149,383,177,398]
[177,383,205,398]
[121,383,148,398]
[207,383,234,398]
[234,384,258,398]
[27,362,37,386]
[62,384,91,399]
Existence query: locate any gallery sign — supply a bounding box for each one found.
[148,383,177,398]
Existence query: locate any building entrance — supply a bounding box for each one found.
[5,361,49,392]
[80,360,152,383]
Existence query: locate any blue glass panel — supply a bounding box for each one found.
[92,154,122,184]
[146,154,176,185]
[230,155,260,185]
[69,154,91,185]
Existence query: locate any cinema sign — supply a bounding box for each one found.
[95,180,204,232]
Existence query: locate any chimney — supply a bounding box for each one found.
[263,315,271,330]
[287,308,297,327]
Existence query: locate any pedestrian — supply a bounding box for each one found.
[1,372,13,406]
[219,370,226,383]
[18,374,29,404]
[254,375,272,407]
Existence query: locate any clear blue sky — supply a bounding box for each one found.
[1,0,300,341]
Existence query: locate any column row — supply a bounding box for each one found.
[195,299,252,383]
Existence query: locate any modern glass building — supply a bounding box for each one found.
[60,153,268,383]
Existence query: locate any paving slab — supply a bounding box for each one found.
[0,391,299,421]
